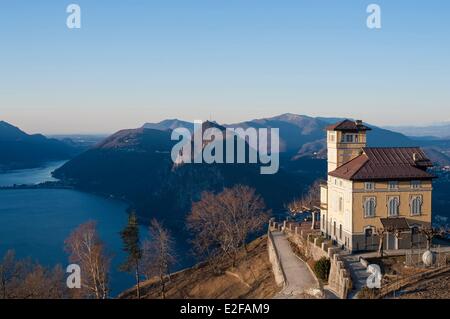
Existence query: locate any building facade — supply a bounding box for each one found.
[320,120,435,252]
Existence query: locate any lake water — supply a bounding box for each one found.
[0,161,66,187]
[0,162,140,296]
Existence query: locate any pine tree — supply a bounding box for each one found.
[120,212,142,298]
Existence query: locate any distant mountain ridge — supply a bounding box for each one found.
[144,114,416,155]
[0,121,79,171]
[385,123,450,139]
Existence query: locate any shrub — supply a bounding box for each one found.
[313,257,331,281]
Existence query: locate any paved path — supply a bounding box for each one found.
[270,231,320,298]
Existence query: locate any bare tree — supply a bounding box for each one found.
[15,264,67,299]
[420,226,448,250]
[286,180,321,215]
[187,185,269,271]
[141,219,176,299]
[0,250,21,299]
[0,250,67,299]
[65,221,111,299]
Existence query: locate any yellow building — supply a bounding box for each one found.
[320,120,435,252]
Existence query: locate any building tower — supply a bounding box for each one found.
[326,120,371,172]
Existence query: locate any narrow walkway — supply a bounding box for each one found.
[271,231,320,298]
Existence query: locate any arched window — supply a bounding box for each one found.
[388,197,399,217]
[410,196,422,216]
[364,197,376,218]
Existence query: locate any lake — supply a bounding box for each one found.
[0,162,141,296]
[0,161,66,187]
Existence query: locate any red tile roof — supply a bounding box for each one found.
[326,119,371,132]
[329,147,435,181]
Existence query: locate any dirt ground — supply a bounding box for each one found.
[393,270,450,299]
[366,256,426,286]
[119,236,281,299]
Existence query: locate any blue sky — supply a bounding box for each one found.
[1,1,449,134]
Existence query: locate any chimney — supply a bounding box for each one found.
[355,120,363,126]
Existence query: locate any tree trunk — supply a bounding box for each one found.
[135,264,141,299]
[160,274,166,299]
[378,235,384,258]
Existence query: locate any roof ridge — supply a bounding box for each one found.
[364,146,421,149]
[348,154,369,179]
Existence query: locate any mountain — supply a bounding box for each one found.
[143,119,194,132]
[144,114,416,155]
[0,121,79,171]
[53,125,314,229]
[385,123,450,139]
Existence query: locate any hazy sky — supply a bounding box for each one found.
[1,1,449,134]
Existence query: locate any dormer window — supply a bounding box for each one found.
[411,180,421,189]
[388,181,399,190]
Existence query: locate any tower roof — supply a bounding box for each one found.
[326,119,371,132]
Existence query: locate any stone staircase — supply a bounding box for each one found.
[341,254,370,299]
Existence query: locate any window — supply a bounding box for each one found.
[388,197,399,217]
[329,133,335,142]
[365,182,375,191]
[388,181,399,190]
[339,224,342,240]
[364,197,376,217]
[322,215,325,229]
[411,180,421,189]
[410,196,422,216]
[333,221,336,236]
[339,196,344,212]
[345,134,354,143]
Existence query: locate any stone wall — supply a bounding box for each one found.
[267,229,286,287]
[327,248,352,299]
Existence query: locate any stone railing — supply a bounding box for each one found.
[267,227,287,288]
